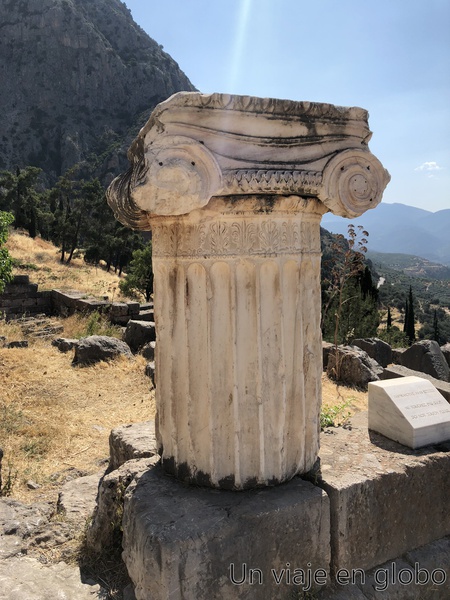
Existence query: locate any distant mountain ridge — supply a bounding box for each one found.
[322,203,450,267]
[0,0,196,184]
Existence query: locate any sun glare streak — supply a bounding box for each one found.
[228,0,253,92]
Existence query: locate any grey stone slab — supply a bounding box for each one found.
[404,536,450,585]
[57,473,102,523]
[318,411,450,573]
[28,521,75,549]
[0,499,52,537]
[441,343,450,368]
[141,340,156,361]
[122,464,330,600]
[0,557,106,600]
[10,275,29,285]
[0,534,26,559]
[358,558,437,599]
[126,302,141,314]
[318,583,368,599]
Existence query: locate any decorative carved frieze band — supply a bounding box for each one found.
[222,169,322,196]
[152,216,322,259]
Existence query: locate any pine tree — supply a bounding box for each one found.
[0,167,44,238]
[119,241,153,302]
[0,211,14,293]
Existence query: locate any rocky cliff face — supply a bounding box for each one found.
[0,0,196,183]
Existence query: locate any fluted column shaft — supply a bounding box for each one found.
[151,196,326,489]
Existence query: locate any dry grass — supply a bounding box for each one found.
[6,231,126,300]
[321,372,368,428]
[322,372,368,413]
[0,324,154,501]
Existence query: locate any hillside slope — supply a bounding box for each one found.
[0,0,196,183]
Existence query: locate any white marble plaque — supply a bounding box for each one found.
[368,376,450,449]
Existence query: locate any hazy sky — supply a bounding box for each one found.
[124,0,449,213]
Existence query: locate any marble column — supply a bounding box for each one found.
[108,92,390,489]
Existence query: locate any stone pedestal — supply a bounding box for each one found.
[122,463,330,600]
[318,411,450,573]
[108,92,390,490]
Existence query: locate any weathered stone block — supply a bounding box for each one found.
[317,536,450,598]
[87,458,158,554]
[144,361,155,385]
[109,302,129,317]
[400,340,450,382]
[122,464,330,600]
[318,411,450,573]
[6,341,28,348]
[352,338,392,368]
[10,275,29,285]
[109,421,158,471]
[123,320,155,352]
[404,537,450,589]
[127,302,140,314]
[134,309,154,322]
[441,343,450,368]
[2,283,38,295]
[358,558,427,600]
[327,345,383,389]
[322,341,334,370]
[391,347,406,364]
[51,338,79,353]
[73,336,132,365]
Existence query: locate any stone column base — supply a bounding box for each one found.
[122,463,330,600]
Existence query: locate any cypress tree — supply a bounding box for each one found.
[405,286,415,345]
[433,310,440,343]
[387,306,392,329]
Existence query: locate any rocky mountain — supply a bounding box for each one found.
[322,203,450,267]
[0,0,196,184]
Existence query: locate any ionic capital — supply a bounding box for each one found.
[107,92,390,226]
